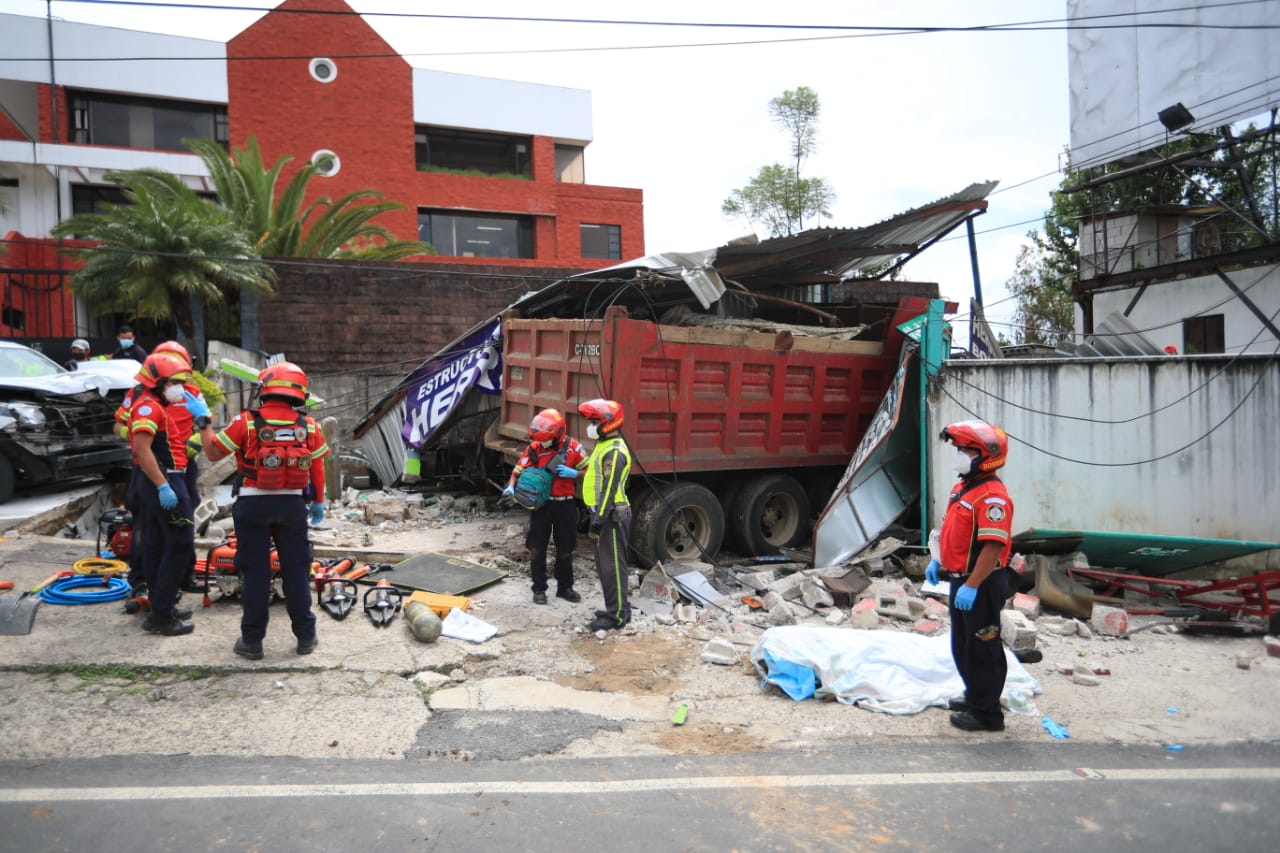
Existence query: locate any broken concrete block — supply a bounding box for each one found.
[867,578,908,598]
[912,619,942,635]
[924,597,949,618]
[1037,615,1080,636]
[765,572,808,600]
[1090,605,1129,637]
[1236,656,1253,670]
[767,602,799,626]
[1265,636,1280,657]
[875,594,926,622]
[674,604,701,623]
[699,637,739,665]
[801,578,835,609]
[1000,609,1038,652]
[760,590,786,612]
[638,565,678,603]
[736,570,777,590]
[824,609,847,626]
[1072,672,1101,686]
[363,496,410,525]
[1011,592,1041,619]
[849,609,880,628]
[1075,621,1094,639]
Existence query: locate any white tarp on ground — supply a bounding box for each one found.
[750,627,1041,716]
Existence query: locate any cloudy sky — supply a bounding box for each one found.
[8,0,1075,336]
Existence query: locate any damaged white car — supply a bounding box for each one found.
[0,341,136,503]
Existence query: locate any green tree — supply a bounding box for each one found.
[186,137,431,259]
[50,169,274,343]
[723,86,835,237]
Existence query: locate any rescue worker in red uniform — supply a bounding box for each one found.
[578,399,633,632]
[502,409,587,605]
[115,341,208,595]
[127,351,199,636]
[197,362,330,660]
[926,420,1015,732]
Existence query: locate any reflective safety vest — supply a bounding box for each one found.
[240,410,313,490]
[582,435,632,512]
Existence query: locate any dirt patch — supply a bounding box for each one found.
[652,721,772,755]
[560,634,697,694]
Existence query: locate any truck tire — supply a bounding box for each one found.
[727,473,811,555]
[631,481,725,568]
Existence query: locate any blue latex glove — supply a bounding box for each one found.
[925,559,941,585]
[954,584,978,611]
[1041,716,1070,739]
[555,464,578,479]
[182,390,210,419]
[157,482,178,510]
[502,484,515,497]
[309,501,325,526]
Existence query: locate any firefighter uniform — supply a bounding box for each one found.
[939,474,1015,728]
[513,436,587,601]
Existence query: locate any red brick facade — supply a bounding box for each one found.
[228,0,644,269]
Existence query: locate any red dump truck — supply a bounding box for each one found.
[486,296,930,567]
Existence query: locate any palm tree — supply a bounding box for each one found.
[186,136,431,260]
[50,169,274,343]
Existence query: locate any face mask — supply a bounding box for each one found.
[952,450,975,475]
[73,352,88,361]
[586,423,600,440]
[119,338,132,349]
[540,439,554,449]
[163,384,186,403]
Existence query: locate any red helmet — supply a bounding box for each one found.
[135,351,192,389]
[578,398,623,434]
[153,340,191,363]
[528,408,566,443]
[940,419,1008,474]
[257,361,309,404]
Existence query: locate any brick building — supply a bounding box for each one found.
[0,0,644,270]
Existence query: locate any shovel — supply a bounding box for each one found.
[0,571,69,635]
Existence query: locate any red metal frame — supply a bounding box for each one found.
[1068,568,1280,620]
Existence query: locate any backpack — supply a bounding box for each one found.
[239,409,313,490]
[511,446,567,511]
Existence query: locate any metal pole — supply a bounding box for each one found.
[919,298,945,547]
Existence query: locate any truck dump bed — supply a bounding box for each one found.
[491,299,926,474]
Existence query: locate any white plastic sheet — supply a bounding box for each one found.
[750,627,1041,716]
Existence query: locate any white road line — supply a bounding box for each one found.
[3,767,1279,803]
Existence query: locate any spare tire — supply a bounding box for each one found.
[727,473,811,555]
[630,481,725,569]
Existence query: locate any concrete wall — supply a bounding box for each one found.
[929,354,1280,570]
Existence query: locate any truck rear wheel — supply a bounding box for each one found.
[631,481,725,568]
[727,473,811,555]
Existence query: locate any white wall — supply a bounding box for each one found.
[1087,262,1280,356]
[1067,0,1280,169]
[413,69,592,144]
[930,355,1280,569]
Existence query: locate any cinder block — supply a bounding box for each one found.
[875,594,925,622]
[1090,605,1129,637]
[1000,609,1038,651]
[849,609,880,628]
[1012,592,1041,619]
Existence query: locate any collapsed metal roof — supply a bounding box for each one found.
[712,181,998,287]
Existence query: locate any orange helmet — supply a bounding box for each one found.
[940,419,1008,475]
[153,340,191,364]
[135,351,193,389]
[578,398,623,435]
[528,408,566,443]
[257,361,309,404]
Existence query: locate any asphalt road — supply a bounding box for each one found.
[2,742,1277,852]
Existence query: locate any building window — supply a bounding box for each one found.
[1183,314,1225,354]
[311,149,341,177]
[69,91,228,152]
[580,223,621,260]
[415,126,531,178]
[556,144,584,183]
[309,57,338,83]
[418,210,534,259]
[71,184,128,215]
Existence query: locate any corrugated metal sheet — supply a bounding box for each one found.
[713,182,998,287]
[930,354,1280,571]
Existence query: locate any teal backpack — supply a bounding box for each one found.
[511,446,567,511]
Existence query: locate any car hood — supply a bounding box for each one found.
[0,368,127,398]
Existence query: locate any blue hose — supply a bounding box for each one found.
[38,575,131,605]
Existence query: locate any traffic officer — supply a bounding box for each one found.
[577,399,633,632]
[926,419,1016,732]
[502,408,587,605]
[127,351,198,636]
[197,362,329,660]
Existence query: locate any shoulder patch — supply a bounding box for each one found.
[985,504,1006,523]
[983,496,1007,505]
[136,404,153,417]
